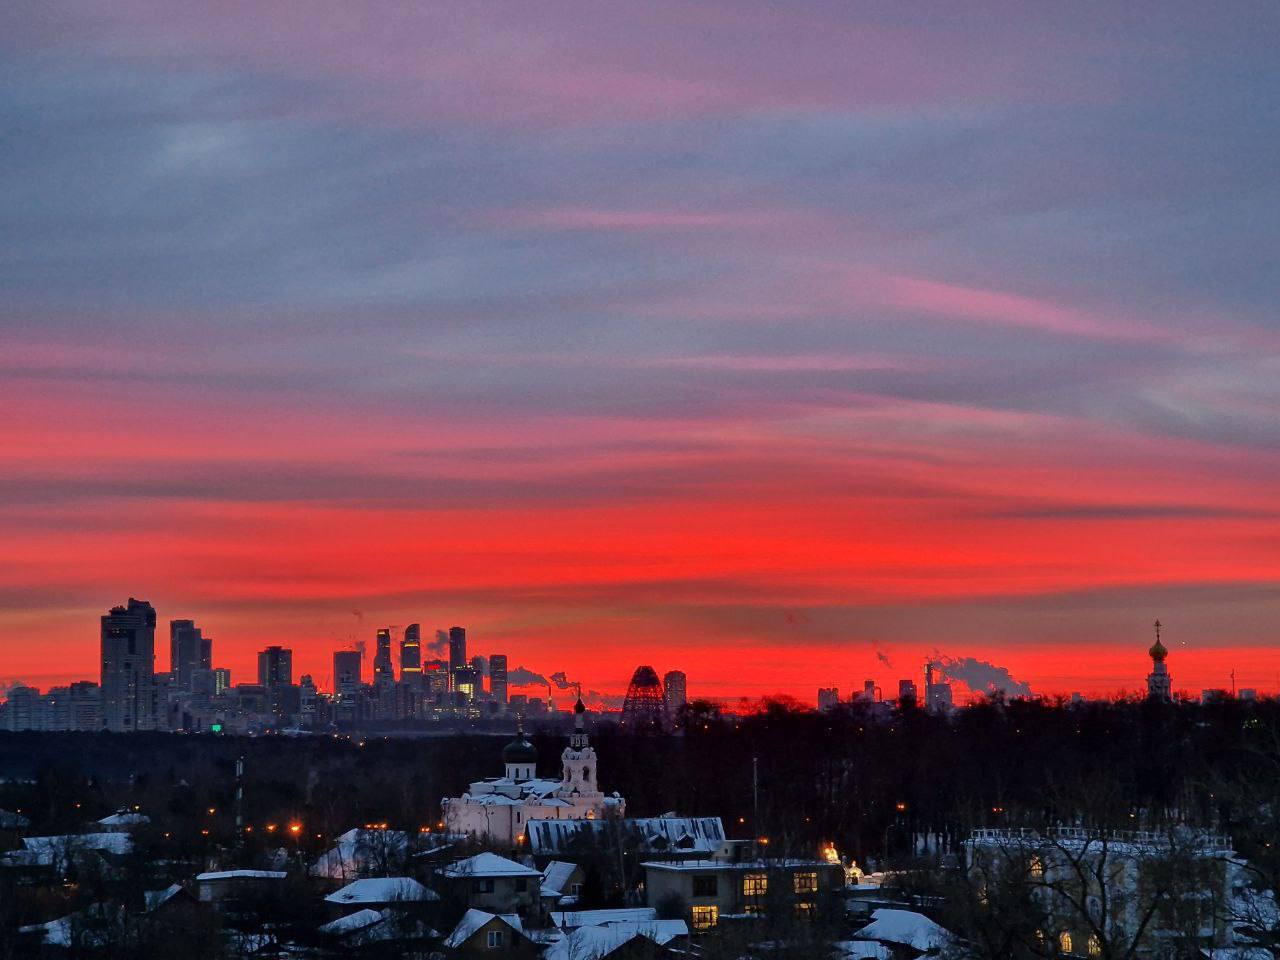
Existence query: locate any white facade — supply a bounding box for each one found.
[442,702,624,846]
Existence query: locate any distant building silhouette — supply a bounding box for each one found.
[1147,620,1172,702]
[490,654,509,705]
[448,626,467,687]
[817,687,841,711]
[400,623,422,683]
[622,665,666,728]
[663,670,687,715]
[333,649,362,699]
[374,628,395,682]
[257,646,293,688]
[169,619,210,692]
[898,679,918,705]
[101,598,158,732]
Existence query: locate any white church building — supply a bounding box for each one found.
[442,699,625,846]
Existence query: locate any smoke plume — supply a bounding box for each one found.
[940,656,1032,698]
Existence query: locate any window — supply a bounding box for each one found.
[742,873,768,898]
[691,905,718,929]
[1059,931,1073,953]
[1088,934,1102,957]
[1029,855,1044,879]
[794,901,816,920]
[474,878,495,893]
[692,875,718,898]
[487,929,504,948]
[793,872,818,894]
[583,767,590,780]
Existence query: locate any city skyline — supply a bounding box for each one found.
[2,4,1278,702]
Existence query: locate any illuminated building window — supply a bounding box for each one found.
[1088,934,1102,957]
[793,871,818,894]
[691,905,718,929]
[794,901,816,920]
[743,874,768,898]
[1029,855,1044,879]
[1059,931,1073,953]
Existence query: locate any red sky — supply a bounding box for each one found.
[1,3,1278,704]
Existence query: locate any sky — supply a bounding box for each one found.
[1,2,1278,705]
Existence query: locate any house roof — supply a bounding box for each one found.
[833,941,892,959]
[325,876,439,904]
[196,869,288,881]
[143,883,186,911]
[440,851,541,878]
[542,860,579,895]
[552,908,659,929]
[854,908,955,952]
[319,908,384,936]
[640,858,831,872]
[443,909,524,949]
[97,810,150,828]
[543,921,687,960]
[310,827,411,879]
[527,816,725,856]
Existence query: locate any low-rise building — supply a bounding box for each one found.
[642,858,843,931]
[437,852,543,920]
[442,908,536,955]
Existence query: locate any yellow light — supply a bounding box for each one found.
[289,823,301,835]
[895,802,906,812]
[207,807,216,815]
[759,837,769,845]
[200,829,209,836]
[266,823,277,833]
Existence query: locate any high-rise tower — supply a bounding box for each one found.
[169,619,208,692]
[490,654,509,705]
[663,670,687,715]
[400,623,422,683]
[101,598,158,732]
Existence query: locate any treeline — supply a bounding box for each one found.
[2,695,1278,866]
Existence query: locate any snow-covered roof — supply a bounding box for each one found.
[13,833,132,865]
[641,857,831,872]
[552,907,659,929]
[440,851,541,878]
[854,908,956,952]
[20,904,120,948]
[542,860,579,896]
[833,941,892,959]
[543,921,687,960]
[324,876,438,904]
[97,810,150,828]
[144,883,185,911]
[196,869,288,881]
[319,908,384,936]
[310,827,411,879]
[527,816,725,856]
[443,909,524,949]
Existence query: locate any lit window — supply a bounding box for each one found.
[1029,855,1044,879]
[1059,931,1073,953]
[793,872,818,894]
[1088,934,1102,957]
[691,905,718,929]
[487,930,504,948]
[794,901,817,920]
[743,873,768,898]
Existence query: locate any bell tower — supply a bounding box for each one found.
[1146,619,1172,702]
[559,697,601,799]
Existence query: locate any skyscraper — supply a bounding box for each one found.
[448,626,466,681]
[213,668,231,695]
[333,649,362,700]
[257,646,293,687]
[374,628,395,682]
[101,598,158,732]
[169,619,209,692]
[489,654,509,705]
[663,670,687,715]
[400,623,422,683]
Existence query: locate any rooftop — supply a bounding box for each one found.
[439,851,541,879]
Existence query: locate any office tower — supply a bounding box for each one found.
[400,623,422,683]
[898,679,917,704]
[374,628,395,682]
[663,670,687,714]
[169,619,208,692]
[453,664,479,703]
[299,675,318,726]
[448,626,467,681]
[257,646,293,687]
[333,649,363,700]
[213,668,232,695]
[423,660,449,702]
[489,654,509,705]
[817,687,840,711]
[100,598,158,732]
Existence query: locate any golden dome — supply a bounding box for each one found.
[1149,637,1168,662]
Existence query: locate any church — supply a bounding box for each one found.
[442,698,625,846]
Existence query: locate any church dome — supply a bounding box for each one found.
[1149,637,1168,663]
[574,697,586,715]
[502,734,537,764]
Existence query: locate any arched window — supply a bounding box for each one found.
[1059,931,1073,953]
[1029,854,1044,879]
[583,767,590,781]
[1088,934,1102,957]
